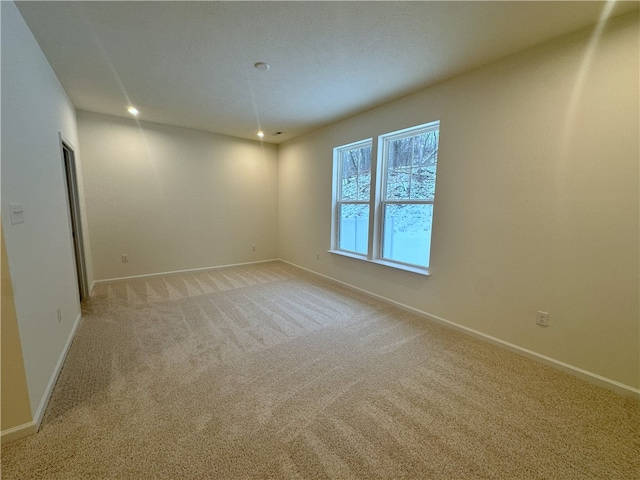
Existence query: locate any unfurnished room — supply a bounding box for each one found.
[1,1,639,478]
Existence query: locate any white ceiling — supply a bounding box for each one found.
[15,1,639,144]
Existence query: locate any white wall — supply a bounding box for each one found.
[1,1,90,422]
[1,221,36,443]
[78,111,279,280]
[278,12,639,390]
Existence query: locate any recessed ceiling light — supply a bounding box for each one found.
[257,131,265,138]
[254,62,270,71]
[127,106,139,116]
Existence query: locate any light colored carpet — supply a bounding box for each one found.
[2,261,639,479]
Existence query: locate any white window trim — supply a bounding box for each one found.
[331,121,439,276]
[327,248,431,276]
[376,121,439,271]
[331,138,373,257]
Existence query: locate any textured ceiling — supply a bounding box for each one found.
[14,1,639,144]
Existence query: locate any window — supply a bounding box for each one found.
[379,123,439,268]
[331,121,440,273]
[333,139,372,255]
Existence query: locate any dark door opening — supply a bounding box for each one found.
[62,140,89,301]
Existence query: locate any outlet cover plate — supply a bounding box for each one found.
[536,311,549,327]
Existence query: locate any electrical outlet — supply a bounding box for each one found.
[316,252,320,260]
[252,245,256,251]
[122,254,128,263]
[57,307,62,323]
[536,311,549,327]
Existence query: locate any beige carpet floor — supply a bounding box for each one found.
[2,261,639,479]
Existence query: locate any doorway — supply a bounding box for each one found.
[61,138,89,301]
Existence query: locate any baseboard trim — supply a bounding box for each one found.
[92,259,281,286]
[280,259,640,400]
[1,421,37,445]
[32,312,83,427]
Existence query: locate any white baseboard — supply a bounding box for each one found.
[32,312,83,427]
[280,259,640,400]
[1,421,37,445]
[91,258,281,287]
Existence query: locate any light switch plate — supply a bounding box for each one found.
[9,203,24,225]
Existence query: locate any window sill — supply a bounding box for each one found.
[327,250,431,276]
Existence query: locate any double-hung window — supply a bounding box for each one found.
[379,122,439,268]
[331,121,440,273]
[333,139,372,255]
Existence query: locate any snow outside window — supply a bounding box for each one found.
[379,122,439,268]
[333,139,372,255]
[331,121,439,273]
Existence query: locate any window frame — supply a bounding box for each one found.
[376,121,439,270]
[330,120,439,275]
[331,138,373,257]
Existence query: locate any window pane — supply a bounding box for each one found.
[386,137,412,200]
[386,130,438,201]
[339,204,369,254]
[411,131,438,200]
[340,145,371,201]
[382,204,433,267]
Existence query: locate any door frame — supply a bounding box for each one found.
[60,133,89,300]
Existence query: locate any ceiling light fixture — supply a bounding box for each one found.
[257,131,265,138]
[254,62,270,71]
[127,106,139,116]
